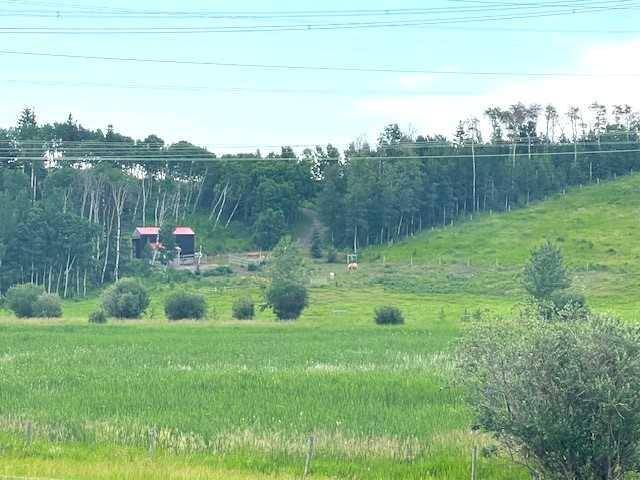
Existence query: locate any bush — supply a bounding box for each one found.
[102,278,150,319]
[246,262,261,272]
[459,313,640,480]
[202,265,233,277]
[326,247,338,263]
[265,282,308,321]
[164,291,207,320]
[6,284,45,318]
[232,297,255,320]
[89,309,107,324]
[32,293,62,318]
[374,306,404,325]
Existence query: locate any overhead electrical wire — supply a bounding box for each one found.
[2,148,640,163]
[0,1,635,33]
[0,0,630,18]
[2,49,640,77]
[3,140,640,150]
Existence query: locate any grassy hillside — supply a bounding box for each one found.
[367,174,640,269]
[365,174,640,317]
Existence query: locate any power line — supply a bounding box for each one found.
[2,49,640,77]
[3,140,640,149]
[2,147,640,161]
[0,2,635,33]
[0,0,628,19]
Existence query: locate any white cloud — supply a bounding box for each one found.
[352,38,640,140]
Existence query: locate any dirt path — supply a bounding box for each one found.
[297,208,325,248]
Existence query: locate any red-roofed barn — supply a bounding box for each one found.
[132,226,196,259]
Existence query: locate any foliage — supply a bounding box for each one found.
[158,221,177,264]
[326,246,338,263]
[102,278,150,319]
[88,309,107,324]
[374,306,404,325]
[164,291,207,320]
[522,241,570,301]
[459,313,640,480]
[246,262,261,272]
[267,236,307,285]
[264,237,309,320]
[201,265,233,277]
[265,282,308,321]
[253,208,286,250]
[541,290,590,321]
[32,293,62,318]
[310,230,323,258]
[5,284,45,318]
[231,297,255,320]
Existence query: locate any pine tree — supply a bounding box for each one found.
[310,230,323,259]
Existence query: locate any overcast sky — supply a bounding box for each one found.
[2,0,640,153]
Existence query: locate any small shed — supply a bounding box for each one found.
[132,227,160,258]
[132,226,196,258]
[174,227,196,256]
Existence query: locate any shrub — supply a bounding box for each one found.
[232,297,255,320]
[89,309,107,324]
[164,291,206,320]
[374,306,404,325]
[246,262,260,272]
[202,265,233,277]
[265,282,308,321]
[6,284,44,318]
[326,247,338,263]
[32,293,62,318]
[102,278,150,319]
[459,313,640,480]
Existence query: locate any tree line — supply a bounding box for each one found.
[1,102,639,295]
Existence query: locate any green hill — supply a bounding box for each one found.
[365,174,640,316]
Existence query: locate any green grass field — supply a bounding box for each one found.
[1,175,639,479]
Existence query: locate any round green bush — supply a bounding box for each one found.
[265,282,308,321]
[164,291,207,321]
[102,278,150,319]
[232,297,255,320]
[88,309,107,324]
[32,293,62,318]
[6,284,45,318]
[374,306,404,325]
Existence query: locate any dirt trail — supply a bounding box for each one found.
[297,208,325,248]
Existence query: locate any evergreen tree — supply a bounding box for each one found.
[310,230,323,259]
[523,241,570,301]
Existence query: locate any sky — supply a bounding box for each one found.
[2,0,640,153]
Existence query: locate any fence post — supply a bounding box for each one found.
[148,426,157,457]
[303,435,316,478]
[471,445,478,480]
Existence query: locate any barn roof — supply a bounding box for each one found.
[135,227,160,236]
[174,227,195,236]
[133,226,194,237]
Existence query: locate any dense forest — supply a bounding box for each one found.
[1,102,639,295]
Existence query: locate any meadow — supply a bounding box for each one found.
[1,174,640,479]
